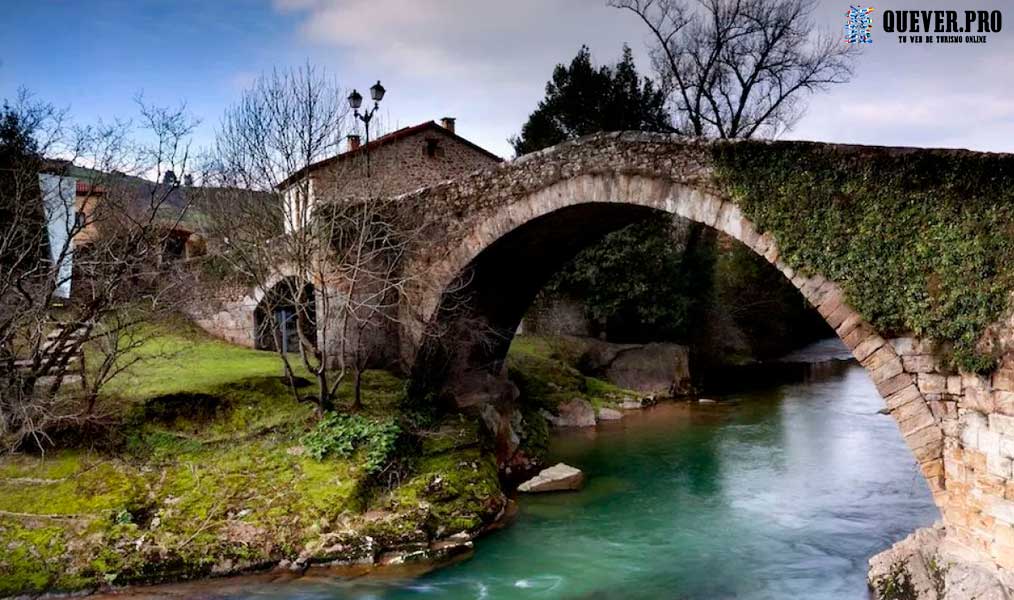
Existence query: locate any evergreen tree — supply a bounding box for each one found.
[513,46,706,343]
[510,45,669,156]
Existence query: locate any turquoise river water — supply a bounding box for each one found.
[110,340,940,600]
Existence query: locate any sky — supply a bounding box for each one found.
[2,0,1013,159]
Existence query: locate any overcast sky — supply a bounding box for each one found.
[2,0,1013,159]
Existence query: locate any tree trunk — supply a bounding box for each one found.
[352,368,363,411]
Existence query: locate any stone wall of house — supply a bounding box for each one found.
[308,123,501,203]
[185,284,259,348]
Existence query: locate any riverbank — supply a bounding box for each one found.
[0,327,503,598]
[0,331,641,598]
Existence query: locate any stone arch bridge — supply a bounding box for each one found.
[382,132,1014,576]
[194,131,1014,578]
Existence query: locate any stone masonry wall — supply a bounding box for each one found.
[308,124,501,203]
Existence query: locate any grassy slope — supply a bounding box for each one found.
[0,327,502,596]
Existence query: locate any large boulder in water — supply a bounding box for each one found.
[518,463,585,493]
[571,337,693,396]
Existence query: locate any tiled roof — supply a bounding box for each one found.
[277,120,502,189]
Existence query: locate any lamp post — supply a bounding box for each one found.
[347,80,386,176]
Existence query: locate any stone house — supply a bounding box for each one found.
[278,118,501,233]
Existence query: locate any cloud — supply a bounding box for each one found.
[273,0,1014,155]
[275,0,649,83]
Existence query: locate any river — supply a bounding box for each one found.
[105,339,939,599]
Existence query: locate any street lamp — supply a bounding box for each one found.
[347,80,386,176]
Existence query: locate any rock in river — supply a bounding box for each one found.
[518,463,585,493]
[542,398,596,427]
[597,407,623,421]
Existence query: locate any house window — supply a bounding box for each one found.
[424,139,443,158]
[162,232,188,261]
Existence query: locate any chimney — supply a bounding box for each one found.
[440,117,456,134]
[347,134,361,151]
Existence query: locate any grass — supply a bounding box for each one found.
[0,323,505,597]
[102,322,312,402]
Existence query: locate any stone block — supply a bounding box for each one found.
[990,499,1014,526]
[962,413,986,449]
[993,523,1014,547]
[994,543,1014,571]
[876,372,914,398]
[836,313,864,339]
[965,385,997,414]
[817,288,843,318]
[898,406,936,434]
[763,244,779,264]
[894,397,933,425]
[963,372,991,393]
[752,231,773,256]
[714,202,744,239]
[929,400,956,420]
[885,384,922,411]
[987,453,1013,479]
[967,448,988,472]
[945,458,967,484]
[905,424,944,459]
[947,376,963,395]
[825,303,853,329]
[994,368,1014,392]
[863,345,896,371]
[921,458,944,479]
[872,357,905,385]
[996,391,1014,415]
[990,413,1014,437]
[918,373,948,395]
[738,218,759,249]
[979,428,1002,457]
[889,337,918,356]
[901,354,937,374]
[853,334,886,362]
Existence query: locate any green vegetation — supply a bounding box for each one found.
[101,322,311,402]
[509,45,668,156]
[713,142,1014,372]
[302,413,401,474]
[0,326,505,597]
[508,335,638,461]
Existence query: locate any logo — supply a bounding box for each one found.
[845,6,875,44]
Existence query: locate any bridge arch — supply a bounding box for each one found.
[406,166,946,512]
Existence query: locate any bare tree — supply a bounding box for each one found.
[202,65,435,415]
[0,90,198,451]
[610,0,856,139]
